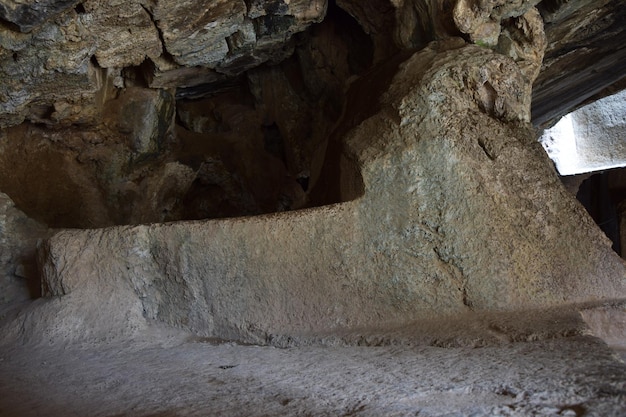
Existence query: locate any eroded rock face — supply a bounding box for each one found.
[0,10,101,128]
[533,0,626,126]
[0,0,327,127]
[0,3,366,227]
[27,38,626,345]
[85,0,162,68]
[0,0,625,347]
[0,0,79,32]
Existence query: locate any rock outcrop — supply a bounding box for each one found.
[0,0,625,348]
[2,1,626,415]
[19,38,625,345]
[0,0,327,128]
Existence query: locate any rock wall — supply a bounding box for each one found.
[0,2,376,227]
[540,89,626,175]
[0,0,624,226]
[24,39,626,345]
[1,0,626,345]
[0,0,327,127]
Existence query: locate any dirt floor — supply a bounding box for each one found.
[1,306,625,416]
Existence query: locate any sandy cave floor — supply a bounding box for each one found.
[1,332,626,416]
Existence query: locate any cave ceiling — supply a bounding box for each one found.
[0,0,624,227]
[0,0,623,128]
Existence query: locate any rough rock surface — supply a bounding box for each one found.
[84,0,162,68]
[0,0,327,127]
[19,40,624,345]
[0,0,625,415]
[533,0,626,126]
[0,10,101,128]
[0,0,79,32]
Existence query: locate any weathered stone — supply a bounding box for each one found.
[496,7,546,84]
[144,55,229,90]
[150,0,246,68]
[540,89,626,175]
[0,0,328,127]
[0,111,191,228]
[453,0,541,41]
[452,0,546,95]
[83,0,162,68]
[149,0,326,74]
[532,0,626,126]
[0,0,79,32]
[103,87,175,156]
[34,40,626,344]
[2,330,626,415]
[0,11,101,127]
[0,2,625,414]
[0,124,114,228]
[581,304,626,354]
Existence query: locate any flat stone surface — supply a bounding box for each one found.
[0,334,625,416]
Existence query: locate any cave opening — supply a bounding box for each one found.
[540,88,626,257]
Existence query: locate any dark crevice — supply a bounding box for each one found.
[175,76,248,100]
[262,123,287,166]
[121,61,151,89]
[296,176,309,192]
[140,3,173,64]
[462,287,473,308]
[477,138,495,161]
[327,2,374,74]
[577,172,621,255]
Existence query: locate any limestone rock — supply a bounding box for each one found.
[150,0,247,68]
[103,87,175,156]
[34,41,626,344]
[143,56,228,90]
[149,0,326,74]
[0,101,187,228]
[84,0,162,68]
[581,304,626,354]
[2,333,626,415]
[0,0,79,32]
[453,0,542,46]
[0,0,328,128]
[0,10,101,128]
[539,89,626,175]
[496,7,546,84]
[532,0,626,126]
[452,0,546,98]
